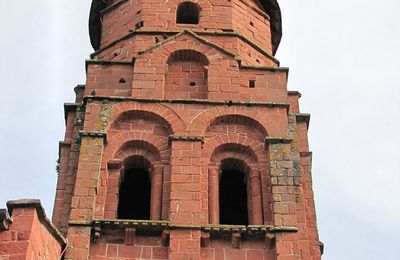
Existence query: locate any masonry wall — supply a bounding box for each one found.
[100,0,272,53]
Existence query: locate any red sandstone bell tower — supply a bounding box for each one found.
[52,0,323,259]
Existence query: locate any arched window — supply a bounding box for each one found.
[176,2,200,24]
[208,149,265,226]
[118,168,151,220]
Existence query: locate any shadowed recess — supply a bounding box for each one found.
[118,168,151,220]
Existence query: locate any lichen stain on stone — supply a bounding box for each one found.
[96,101,114,131]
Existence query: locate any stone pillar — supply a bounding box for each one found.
[208,167,219,224]
[105,159,122,219]
[150,165,163,220]
[169,139,202,260]
[266,137,298,228]
[249,169,263,225]
[266,137,301,260]
[66,133,105,260]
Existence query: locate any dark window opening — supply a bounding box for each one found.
[250,21,254,27]
[249,80,256,88]
[119,78,126,84]
[177,2,200,24]
[118,168,151,220]
[219,170,248,225]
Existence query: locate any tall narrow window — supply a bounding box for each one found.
[219,170,249,225]
[176,2,200,24]
[118,168,151,220]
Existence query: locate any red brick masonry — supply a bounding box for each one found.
[1,0,323,259]
[0,199,66,260]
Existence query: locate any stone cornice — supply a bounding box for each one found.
[294,113,311,128]
[133,30,237,61]
[58,140,72,158]
[240,65,288,72]
[288,90,302,98]
[79,130,107,143]
[64,103,80,124]
[169,135,205,144]
[89,30,280,65]
[265,136,293,144]
[84,95,289,109]
[69,219,298,234]
[85,59,132,72]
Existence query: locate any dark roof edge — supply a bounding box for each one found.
[6,199,67,247]
[89,0,282,55]
[262,0,282,55]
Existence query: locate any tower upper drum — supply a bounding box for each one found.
[89,0,282,55]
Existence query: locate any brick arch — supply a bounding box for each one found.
[167,49,209,65]
[187,107,270,136]
[165,49,209,99]
[106,103,186,135]
[145,37,231,69]
[165,0,212,14]
[102,132,170,169]
[115,140,162,167]
[132,31,240,99]
[220,158,251,175]
[210,143,258,167]
[202,134,268,165]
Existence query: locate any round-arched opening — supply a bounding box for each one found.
[117,156,152,220]
[165,49,209,99]
[219,159,249,225]
[176,2,200,24]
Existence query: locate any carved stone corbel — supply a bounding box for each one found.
[93,226,102,243]
[161,229,170,246]
[265,233,276,249]
[125,228,136,245]
[201,232,210,247]
[231,232,241,249]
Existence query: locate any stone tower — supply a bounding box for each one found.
[52,0,323,259]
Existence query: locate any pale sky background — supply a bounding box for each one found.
[0,1,399,259]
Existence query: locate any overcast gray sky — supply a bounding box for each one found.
[0,1,399,259]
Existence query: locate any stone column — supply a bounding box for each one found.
[150,165,163,220]
[208,167,219,224]
[105,159,122,219]
[249,169,263,225]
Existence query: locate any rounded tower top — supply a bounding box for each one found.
[88,0,282,55]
